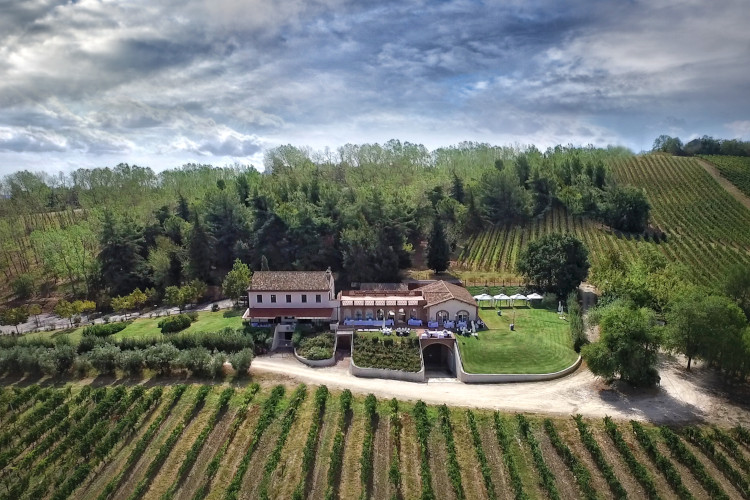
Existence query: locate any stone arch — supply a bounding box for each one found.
[436,310,449,323]
[422,343,455,376]
[456,310,470,322]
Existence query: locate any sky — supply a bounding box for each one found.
[0,0,749,175]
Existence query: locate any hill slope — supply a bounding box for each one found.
[458,155,750,281]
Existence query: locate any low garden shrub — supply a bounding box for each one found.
[82,322,129,338]
[158,314,193,334]
[297,333,335,360]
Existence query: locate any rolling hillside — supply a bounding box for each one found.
[457,155,750,281]
[1,383,749,499]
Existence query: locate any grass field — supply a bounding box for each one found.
[20,309,245,345]
[456,155,750,281]
[458,305,578,374]
[1,382,748,500]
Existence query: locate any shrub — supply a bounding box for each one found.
[158,314,192,334]
[353,334,421,372]
[297,334,334,360]
[116,349,144,376]
[211,303,220,312]
[186,311,199,322]
[89,344,121,374]
[143,343,180,374]
[12,273,35,299]
[229,348,253,375]
[82,322,129,338]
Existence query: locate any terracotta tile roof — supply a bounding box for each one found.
[244,307,334,319]
[249,271,331,291]
[416,281,476,307]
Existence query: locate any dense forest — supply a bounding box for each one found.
[0,135,745,313]
[0,141,650,309]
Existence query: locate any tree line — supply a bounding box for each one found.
[0,141,649,312]
[652,134,750,157]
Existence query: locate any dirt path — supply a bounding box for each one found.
[695,157,750,210]
[250,355,750,426]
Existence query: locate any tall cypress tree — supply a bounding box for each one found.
[427,217,450,273]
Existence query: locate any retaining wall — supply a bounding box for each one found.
[454,342,582,383]
[349,339,426,382]
[293,334,338,368]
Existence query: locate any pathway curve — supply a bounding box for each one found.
[251,354,750,426]
[695,156,750,210]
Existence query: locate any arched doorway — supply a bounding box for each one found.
[422,343,455,377]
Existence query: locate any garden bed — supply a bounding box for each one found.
[352,333,422,373]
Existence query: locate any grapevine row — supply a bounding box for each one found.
[572,415,627,499]
[325,389,353,500]
[682,426,749,498]
[413,400,435,500]
[542,419,598,500]
[466,410,497,500]
[293,385,329,500]
[629,420,692,499]
[359,394,377,499]
[437,405,465,500]
[493,412,527,500]
[602,416,661,500]
[516,414,560,500]
[659,427,729,500]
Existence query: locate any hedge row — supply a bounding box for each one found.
[466,410,497,500]
[224,385,286,500]
[542,418,597,500]
[413,400,435,500]
[629,420,693,500]
[258,385,309,500]
[682,427,748,498]
[517,414,560,500]
[388,398,402,500]
[96,385,188,500]
[359,394,377,499]
[126,386,211,500]
[325,389,353,500]
[191,384,260,500]
[493,413,527,500]
[603,416,661,500]
[572,415,627,500]
[293,385,329,500]
[438,405,465,500]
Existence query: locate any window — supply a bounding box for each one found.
[457,310,469,322]
[301,294,307,303]
[355,310,363,320]
[271,294,276,303]
[315,294,321,303]
[436,310,449,323]
[286,294,292,303]
[376,309,384,320]
[257,294,263,304]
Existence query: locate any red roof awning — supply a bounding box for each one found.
[245,307,334,320]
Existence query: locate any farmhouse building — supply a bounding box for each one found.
[339,280,477,326]
[242,269,337,324]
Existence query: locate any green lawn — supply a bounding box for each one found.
[22,309,245,345]
[457,305,578,374]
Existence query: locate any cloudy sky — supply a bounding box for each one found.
[1,0,749,174]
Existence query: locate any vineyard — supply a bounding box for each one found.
[2,382,750,499]
[457,155,750,281]
[702,155,750,198]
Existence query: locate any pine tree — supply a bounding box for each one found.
[176,194,190,221]
[98,211,151,296]
[450,172,465,204]
[426,217,450,273]
[187,212,214,283]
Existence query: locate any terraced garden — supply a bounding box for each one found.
[2,382,749,499]
[457,155,750,281]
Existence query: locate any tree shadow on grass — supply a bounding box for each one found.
[222,309,244,318]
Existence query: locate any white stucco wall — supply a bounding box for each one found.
[426,300,477,322]
[250,291,336,309]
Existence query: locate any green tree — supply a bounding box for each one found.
[11,273,35,299]
[426,217,450,273]
[652,135,684,155]
[0,306,29,334]
[449,172,465,204]
[517,233,590,298]
[110,295,133,318]
[54,300,77,327]
[664,288,747,370]
[724,264,750,319]
[129,288,148,310]
[186,211,214,283]
[223,259,252,307]
[581,301,661,387]
[28,304,42,327]
[601,186,650,233]
[98,211,151,297]
[164,286,181,311]
[477,166,531,225]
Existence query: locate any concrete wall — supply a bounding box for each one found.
[453,343,582,383]
[293,334,338,368]
[349,339,426,382]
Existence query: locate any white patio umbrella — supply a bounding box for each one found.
[526,293,544,300]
